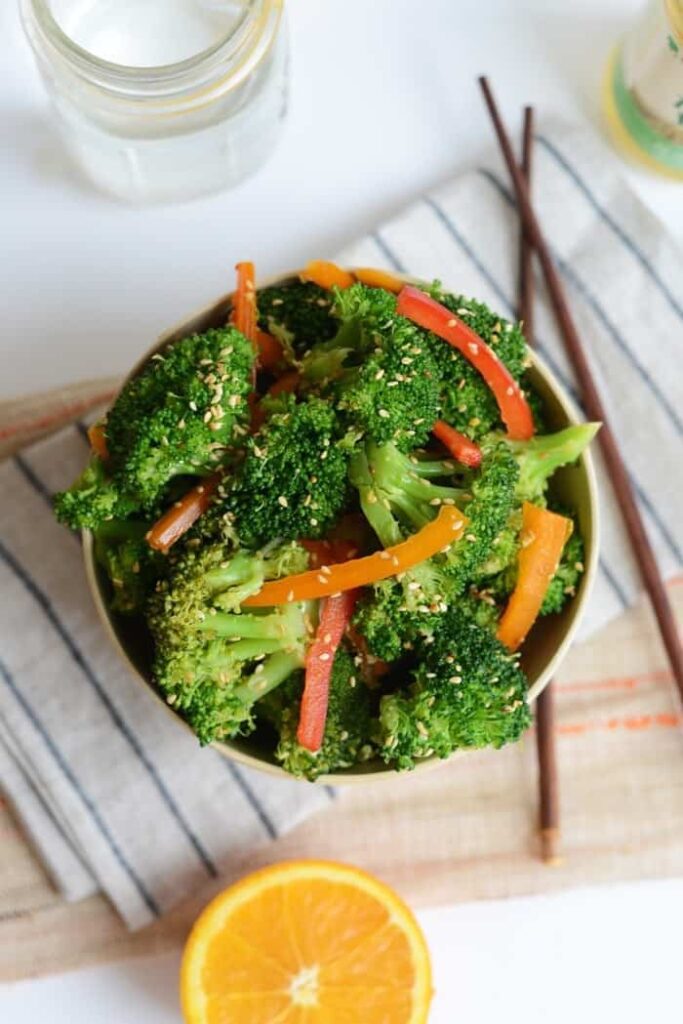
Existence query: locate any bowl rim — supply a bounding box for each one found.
[83,268,600,785]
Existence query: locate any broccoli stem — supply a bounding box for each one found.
[506,423,599,500]
[199,611,296,640]
[349,450,403,547]
[233,651,304,705]
[202,551,267,608]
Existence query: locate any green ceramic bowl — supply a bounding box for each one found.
[83,271,599,784]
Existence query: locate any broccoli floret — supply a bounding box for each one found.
[378,606,531,769]
[501,423,600,504]
[227,396,351,547]
[54,456,138,531]
[93,519,165,615]
[257,281,337,356]
[349,441,466,545]
[439,442,519,594]
[54,328,255,531]
[267,648,376,780]
[540,527,585,614]
[325,284,441,449]
[148,540,313,744]
[336,345,441,451]
[424,285,529,439]
[106,327,254,506]
[353,561,448,663]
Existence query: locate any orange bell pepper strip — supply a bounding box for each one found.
[497,502,573,651]
[146,473,221,554]
[397,285,534,441]
[353,267,404,293]
[301,260,355,290]
[432,419,482,469]
[87,423,109,462]
[243,505,468,606]
[297,588,361,752]
[232,261,257,344]
[255,330,284,371]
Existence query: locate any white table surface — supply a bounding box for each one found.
[2,0,682,1019]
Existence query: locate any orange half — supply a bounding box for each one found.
[180,860,432,1024]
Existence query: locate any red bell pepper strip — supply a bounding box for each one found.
[297,588,360,752]
[432,419,482,469]
[397,285,534,440]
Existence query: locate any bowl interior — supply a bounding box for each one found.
[84,273,598,784]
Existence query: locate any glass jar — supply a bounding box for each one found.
[603,0,683,179]
[20,0,288,203]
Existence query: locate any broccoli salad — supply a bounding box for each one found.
[54,261,598,780]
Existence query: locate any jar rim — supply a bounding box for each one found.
[21,0,282,93]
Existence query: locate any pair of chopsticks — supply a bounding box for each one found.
[478,77,683,863]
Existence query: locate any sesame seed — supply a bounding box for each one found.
[506,385,514,396]
[429,497,442,506]
[203,410,212,423]
[287,589,295,602]
[319,652,331,661]
[447,318,457,327]
[277,495,289,507]
[374,368,385,380]
[401,357,413,365]
[228,394,241,408]
[310,517,318,526]
[469,417,480,427]
[407,581,421,591]
[456,307,469,316]
[468,342,479,355]
[465,533,477,543]
[378,408,390,419]
[317,574,327,585]
[449,675,462,684]
[379,551,391,560]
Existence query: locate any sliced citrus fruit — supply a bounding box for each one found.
[180,859,432,1024]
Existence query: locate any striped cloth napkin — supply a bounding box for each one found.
[1,118,681,930]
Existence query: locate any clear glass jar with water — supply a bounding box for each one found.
[20,0,288,203]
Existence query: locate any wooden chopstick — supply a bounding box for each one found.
[479,76,683,706]
[517,106,561,865]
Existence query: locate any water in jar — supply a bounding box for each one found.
[43,0,288,202]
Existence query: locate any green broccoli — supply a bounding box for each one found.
[226,396,351,547]
[325,284,441,449]
[93,519,165,615]
[108,327,253,501]
[55,327,254,532]
[257,281,337,356]
[439,442,520,594]
[266,648,376,780]
[54,456,138,531]
[148,539,314,744]
[379,606,531,769]
[501,423,600,503]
